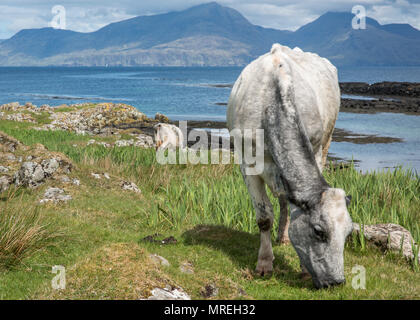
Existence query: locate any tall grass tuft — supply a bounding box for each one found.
[0,191,62,269]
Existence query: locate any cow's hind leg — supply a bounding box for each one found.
[260,163,289,245]
[277,193,290,244]
[321,134,332,170]
[241,166,274,276]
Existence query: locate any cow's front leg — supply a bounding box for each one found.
[241,167,274,276]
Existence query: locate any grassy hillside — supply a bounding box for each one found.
[0,118,419,299]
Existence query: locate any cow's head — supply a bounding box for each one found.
[288,188,353,289]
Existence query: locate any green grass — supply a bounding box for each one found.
[325,164,420,243]
[0,120,419,299]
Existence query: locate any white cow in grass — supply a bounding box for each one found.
[153,123,184,151]
[227,44,353,289]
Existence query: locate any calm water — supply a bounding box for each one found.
[0,66,419,172]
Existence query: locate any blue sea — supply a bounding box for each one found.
[0,66,420,172]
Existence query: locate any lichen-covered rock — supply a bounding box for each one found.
[41,158,60,176]
[0,176,11,193]
[149,254,170,267]
[5,113,36,123]
[1,102,52,114]
[25,102,36,108]
[121,181,141,193]
[98,142,112,148]
[14,161,46,188]
[40,187,72,204]
[91,173,102,179]
[37,103,147,135]
[115,139,134,147]
[5,154,16,161]
[86,140,112,148]
[135,134,154,148]
[155,112,170,123]
[13,157,66,188]
[0,102,46,123]
[0,131,21,153]
[352,223,420,263]
[201,284,219,298]
[0,102,21,111]
[39,104,51,111]
[1,131,73,191]
[59,175,71,183]
[146,287,190,300]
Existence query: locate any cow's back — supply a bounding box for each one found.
[227,44,340,153]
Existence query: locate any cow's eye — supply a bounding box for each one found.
[313,225,327,241]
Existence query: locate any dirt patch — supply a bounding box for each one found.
[142,234,178,245]
[40,243,175,299]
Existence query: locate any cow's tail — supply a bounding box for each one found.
[262,45,329,208]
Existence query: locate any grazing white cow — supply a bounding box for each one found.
[154,123,184,151]
[227,44,353,289]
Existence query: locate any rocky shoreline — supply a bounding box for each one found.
[1,81,414,165]
[340,82,420,98]
[339,97,419,114]
[210,81,420,114]
[0,100,404,148]
[331,81,420,114]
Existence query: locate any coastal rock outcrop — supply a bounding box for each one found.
[155,112,170,123]
[0,130,73,192]
[39,103,148,135]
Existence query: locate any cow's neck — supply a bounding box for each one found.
[263,84,330,210]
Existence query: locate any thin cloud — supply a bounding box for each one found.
[0,0,419,39]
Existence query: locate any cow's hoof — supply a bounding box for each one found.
[255,260,273,277]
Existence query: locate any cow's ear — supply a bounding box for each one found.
[345,195,352,207]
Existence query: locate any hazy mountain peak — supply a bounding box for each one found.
[298,11,381,32]
[0,4,420,67]
[381,23,420,39]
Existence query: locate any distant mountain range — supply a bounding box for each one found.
[1,2,420,67]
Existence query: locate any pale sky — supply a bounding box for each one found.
[0,0,419,39]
